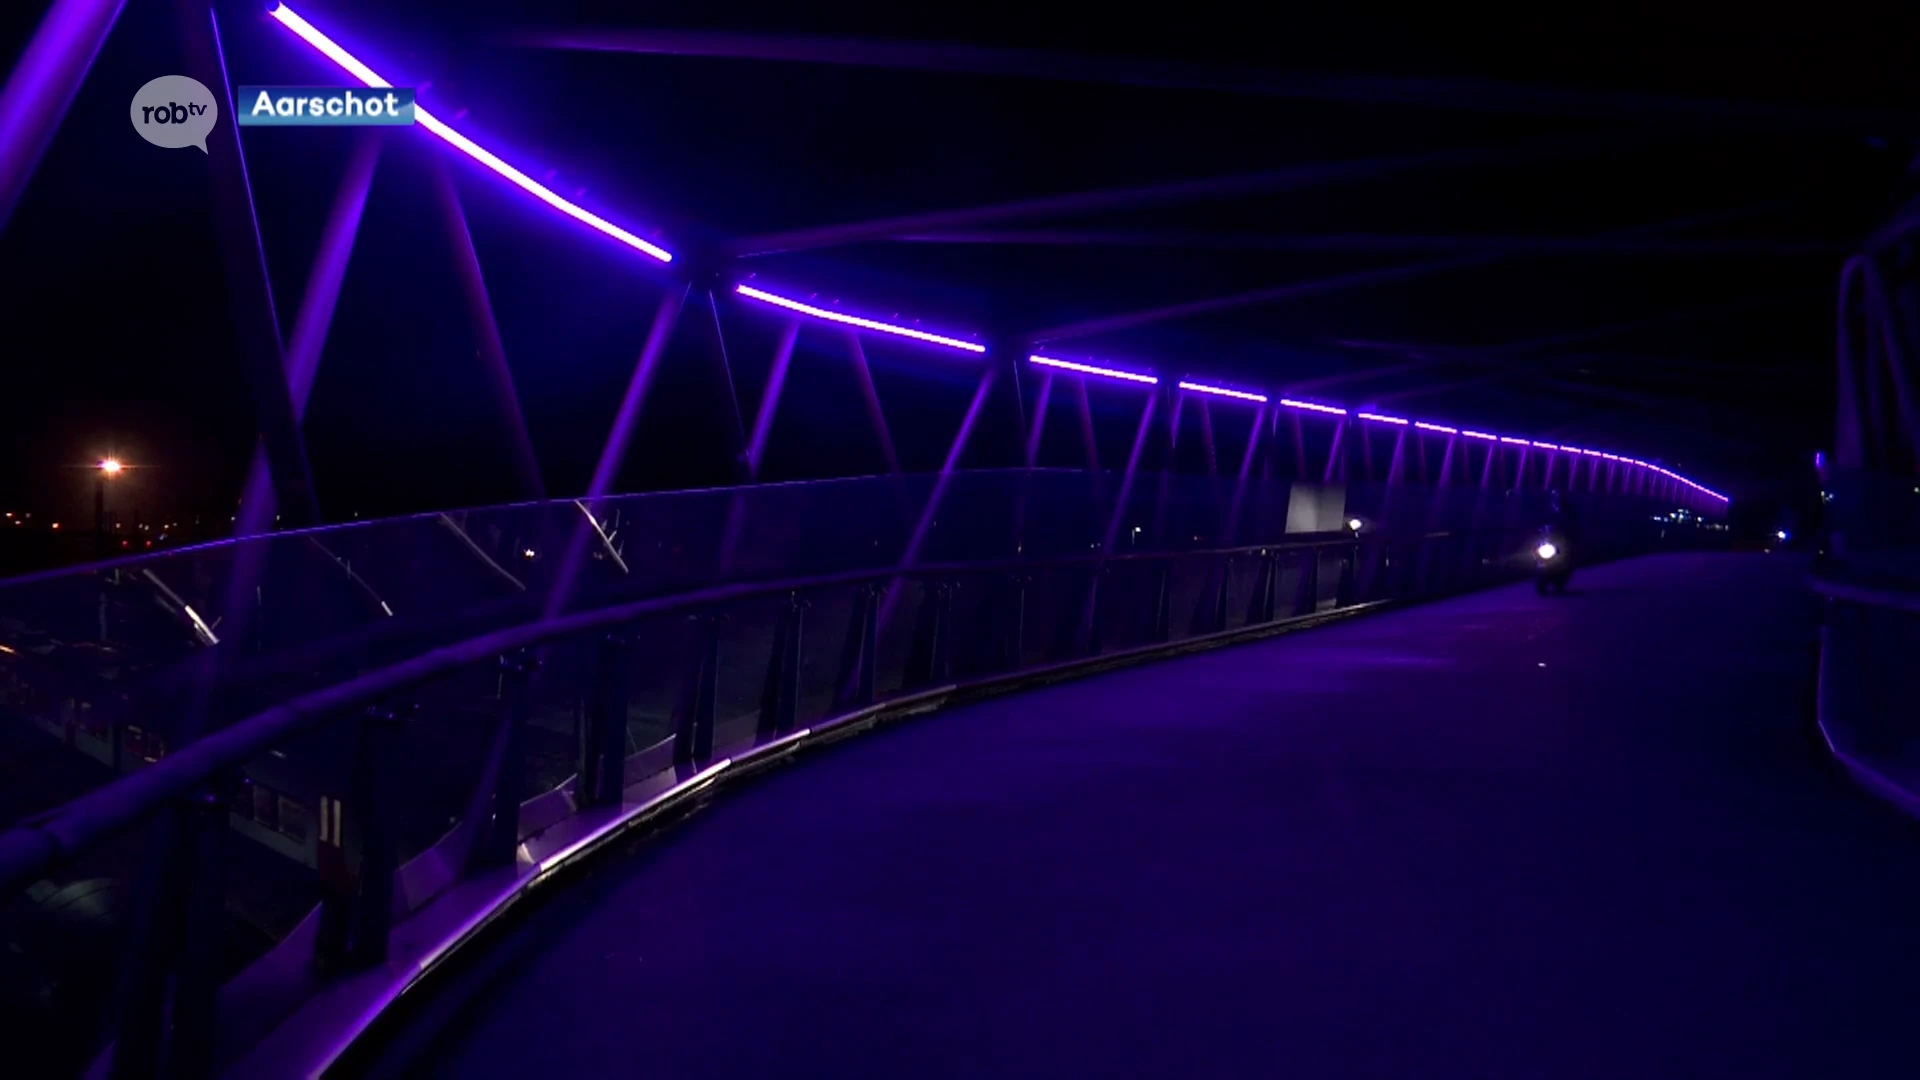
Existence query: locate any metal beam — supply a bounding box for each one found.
[432,157,546,500]
[0,0,126,230]
[191,1,318,529]
[508,26,1906,139]
[1026,202,1795,345]
[1029,254,1491,343]
[286,134,381,415]
[725,133,1646,258]
[1366,291,1805,404]
[894,229,1849,258]
[584,283,691,499]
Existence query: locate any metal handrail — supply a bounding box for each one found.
[0,528,1457,892]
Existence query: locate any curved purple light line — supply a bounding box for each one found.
[267,4,672,263]
[1179,381,1267,402]
[264,3,1728,504]
[736,285,986,352]
[1030,354,1158,383]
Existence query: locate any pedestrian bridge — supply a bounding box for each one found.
[3,475,1911,1078]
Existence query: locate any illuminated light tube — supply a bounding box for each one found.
[268,4,673,263]
[1278,397,1346,415]
[737,285,986,352]
[265,0,1730,509]
[1180,381,1267,403]
[1030,354,1158,384]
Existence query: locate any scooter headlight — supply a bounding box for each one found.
[1536,542,1558,560]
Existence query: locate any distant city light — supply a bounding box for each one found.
[99,458,123,475]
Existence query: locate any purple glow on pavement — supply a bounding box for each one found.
[1030,354,1158,384]
[1461,430,1497,440]
[1356,411,1409,424]
[1278,397,1347,415]
[737,285,986,352]
[1414,421,1457,434]
[1179,381,1267,403]
[267,4,673,263]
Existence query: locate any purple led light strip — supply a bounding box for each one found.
[736,285,986,352]
[1179,381,1266,402]
[268,4,672,263]
[1030,354,1158,384]
[263,4,1727,505]
[1278,397,1347,416]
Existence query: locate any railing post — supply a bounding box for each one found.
[673,615,722,769]
[833,583,882,709]
[165,787,228,1079]
[315,704,404,972]
[1366,541,1401,601]
[107,781,232,1080]
[984,573,1028,672]
[1415,536,1443,595]
[577,633,630,808]
[1055,566,1101,660]
[1245,550,1278,625]
[905,580,956,688]
[468,649,536,871]
[758,592,807,739]
[1193,556,1232,634]
[1148,560,1175,642]
[1334,544,1358,607]
[1292,547,1321,616]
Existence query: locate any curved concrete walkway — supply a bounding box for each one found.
[389,554,1920,1079]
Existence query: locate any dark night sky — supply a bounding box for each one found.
[4,0,1917,528]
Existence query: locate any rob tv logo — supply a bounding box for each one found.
[129,75,218,153]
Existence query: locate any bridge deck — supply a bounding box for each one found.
[388,554,1920,1079]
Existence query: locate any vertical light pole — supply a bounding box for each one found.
[96,457,122,552]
